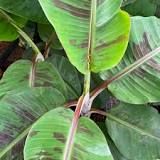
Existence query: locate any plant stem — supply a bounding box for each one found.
[0,9,44,59]
[86,108,107,117]
[83,72,91,95]
[63,95,84,160]
[44,33,55,58]
[65,100,77,108]
[90,46,160,103]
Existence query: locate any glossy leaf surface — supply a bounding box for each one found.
[24,107,113,160]
[101,16,160,104]
[38,0,130,74]
[0,14,26,41]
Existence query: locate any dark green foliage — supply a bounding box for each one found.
[0,1,160,159]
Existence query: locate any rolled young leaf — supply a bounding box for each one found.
[100,16,160,104]
[106,103,160,160]
[38,0,130,74]
[24,107,113,160]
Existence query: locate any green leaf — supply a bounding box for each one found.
[123,0,158,16]
[97,122,128,160]
[122,0,136,6]
[38,0,130,74]
[0,60,67,99]
[0,14,26,41]
[38,23,63,50]
[106,103,160,160]
[48,54,82,100]
[100,16,160,104]
[1,140,24,160]
[0,87,66,158]
[24,107,113,160]
[0,1,48,23]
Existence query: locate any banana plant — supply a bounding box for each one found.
[0,0,160,160]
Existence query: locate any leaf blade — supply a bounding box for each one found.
[0,87,66,158]
[38,0,130,74]
[24,107,113,160]
[100,16,160,104]
[106,103,160,160]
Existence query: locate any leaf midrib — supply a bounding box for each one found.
[87,0,97,71]
[107,113,160,141]
[0,126,31,158]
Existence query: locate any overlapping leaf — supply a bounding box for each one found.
[24,107,113,160]
[38,0,130,74]
[123,0,159,16]
[0,13,26,41]
[122,0,136,7]
[0,59,69,158]
[101,16,160,104]
[106,103,160,160]
[0,1,48,23]
[0,60,67,99]
[38,23,63,50]
[0,87,66,158]
[48,54,82,99]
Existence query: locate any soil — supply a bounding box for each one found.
[0,40,24,78]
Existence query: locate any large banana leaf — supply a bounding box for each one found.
[0,87,66,158]
[101,16,160,104]
[106,103,160,160]
[0,14,26,41]
[38,0,130,74]
[0,60,67,99]
[24,107,113,160]
[0,1,47,23]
